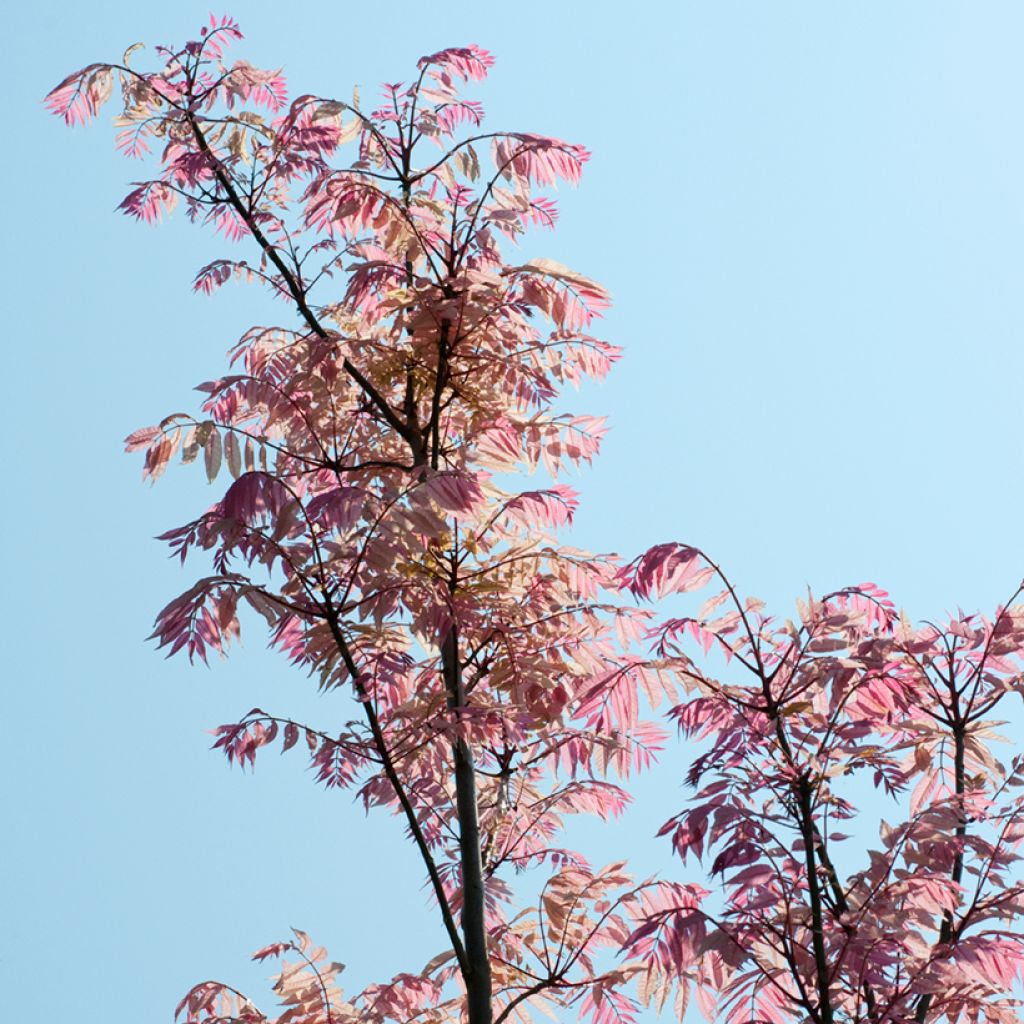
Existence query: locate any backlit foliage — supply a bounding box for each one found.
[49,16,1024,1024]
[50,16,663,1024]
[623,547,1024,1023]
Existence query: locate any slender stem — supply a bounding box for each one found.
[443,612,493,1024]
[760,651,872,1019]
[323,612,468,974]
[183,109,413,445]
[430,320,451,470]
[913,706,966,1024]
[187,86,494,1022]
[394,150,492,1023]
[796,776,835,1024]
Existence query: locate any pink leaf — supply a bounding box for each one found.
[423,471,486,514]
[417,45,494,83]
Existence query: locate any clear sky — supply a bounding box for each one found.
[6,2,1024,1020]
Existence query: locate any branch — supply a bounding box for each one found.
[183,109,414,446]
[322,611,468,974]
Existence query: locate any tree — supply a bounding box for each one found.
[47,15,665,1024]
[621,545,1024,1023]
[48,15,1024,1024]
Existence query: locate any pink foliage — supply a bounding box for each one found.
[50,17,655,1024]
[620,549,1024,1022]
[50,15,1024,1024]
[418,45,495,83]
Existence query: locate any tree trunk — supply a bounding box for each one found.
[443,625,493,1024]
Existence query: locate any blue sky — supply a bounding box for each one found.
[7,2,1024,1020]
